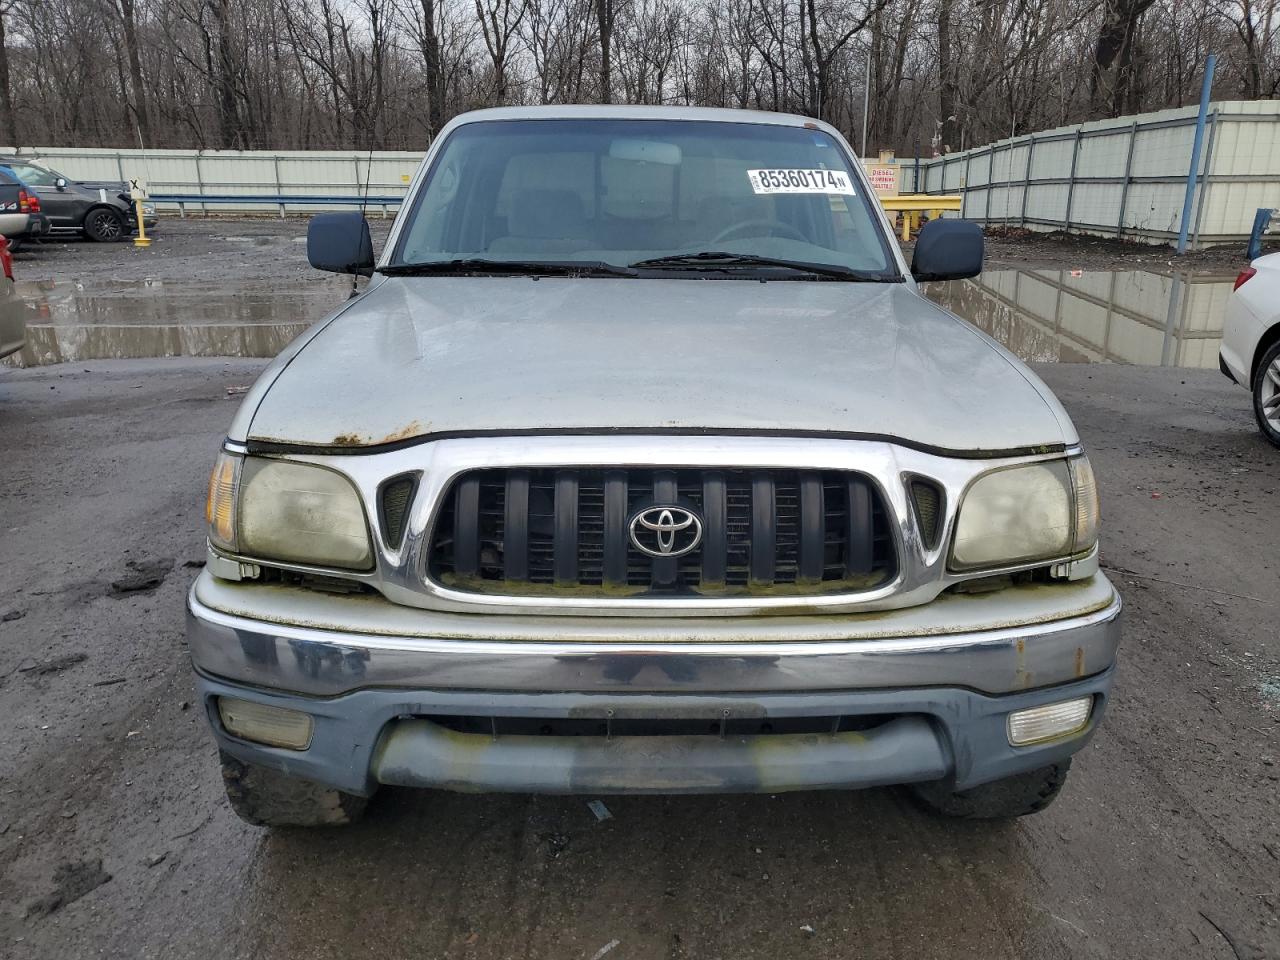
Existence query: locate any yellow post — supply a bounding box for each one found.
[133,197,151,248]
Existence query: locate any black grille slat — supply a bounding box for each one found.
[554,471,579,584]
[846,477,874,576]
[651,471,679,587]
[701,472,727,585]
[504,471,530,581]
[429,467,897,598]
[603,471,628,585]
[750,474,776,583]
[453,477,481,576]
[798,473,825,581]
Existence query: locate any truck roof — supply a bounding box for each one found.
[447,104,835,133]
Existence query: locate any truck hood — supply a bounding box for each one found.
[240,276,1075,455]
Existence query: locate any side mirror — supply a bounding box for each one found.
[54,177,67,191]
[307,212,375,276]
[910,219,983,282]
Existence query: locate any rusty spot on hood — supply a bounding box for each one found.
[331,420,426,448]
[378,420,425,444]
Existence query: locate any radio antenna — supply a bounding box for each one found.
[351,142,375,299]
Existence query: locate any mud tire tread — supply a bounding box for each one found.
[219,750,368,828]
[910,760,1072,819]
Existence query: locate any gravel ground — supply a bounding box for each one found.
[0,219,1277,958]
[0,359,1276,959]
[8,216,1263,285]
[10,218,396,285]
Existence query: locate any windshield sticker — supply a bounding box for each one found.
[747,169,855,196]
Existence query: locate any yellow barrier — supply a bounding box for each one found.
[878,194,962,241]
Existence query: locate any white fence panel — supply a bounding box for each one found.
[915,100,1280,246]
[0,146,428,216]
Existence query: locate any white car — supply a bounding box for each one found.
[1221,253,1280,447]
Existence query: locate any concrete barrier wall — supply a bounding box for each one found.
[908,100,1280,247]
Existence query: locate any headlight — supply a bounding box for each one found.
[205,453,373,570]
[951,455,1099,571]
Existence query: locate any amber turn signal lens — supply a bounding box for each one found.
[205,452,241,551]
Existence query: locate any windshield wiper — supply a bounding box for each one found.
[379,258,637,278]
[629,251,897,282]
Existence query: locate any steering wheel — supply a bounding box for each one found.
[711,218,808,245]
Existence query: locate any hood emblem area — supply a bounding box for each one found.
[629,506,703,558]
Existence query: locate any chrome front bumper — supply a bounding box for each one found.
[189,573,1120,796]
[188,571,1121,698]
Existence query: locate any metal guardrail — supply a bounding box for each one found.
[151,193,404,218]
[878,194,962,240]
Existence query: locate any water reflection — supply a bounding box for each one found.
[928,269,1235,368]
[2,277,349,368]
[3,270,1237,370]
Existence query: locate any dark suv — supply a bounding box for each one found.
[0,167,50,252]
[0,158,156,242]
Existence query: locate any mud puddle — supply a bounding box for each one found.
[928,268,1237,368]
[1,276,351,368]
[3,269,1238,370]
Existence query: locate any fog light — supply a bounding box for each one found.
[217,697,313,750]
[1007,697,1092,746]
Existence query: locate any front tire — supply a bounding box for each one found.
[911,760,1072,819]
[220,750,369,827]
[1252,340,1280,448]
[6,237,22,254]
[84,207,125,242]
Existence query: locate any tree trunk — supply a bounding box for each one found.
[1090,0,1157,117]
[936,0,956,152]
[0,6,16,146]
[209,0,241,147]
[117,0,151,145]
[418,0,445,135]
[596,0,612,103]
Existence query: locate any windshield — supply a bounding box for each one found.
[3,162,61,187]
[391,119,897,279]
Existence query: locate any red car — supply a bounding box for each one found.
[0,235,25,362]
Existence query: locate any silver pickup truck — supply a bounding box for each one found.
[190,106,1120,827]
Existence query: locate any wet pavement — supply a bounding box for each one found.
[2,277,350,367]
[1,232,1277,957]
[1,359,1276,958]
[3,268,1238,371]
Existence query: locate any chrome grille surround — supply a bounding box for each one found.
[214,435,1092,617]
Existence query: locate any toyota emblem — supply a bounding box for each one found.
[629,505,703,558]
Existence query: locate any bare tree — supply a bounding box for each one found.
[802,0,889,124]
[0,0,1272,155]
[1091,0,1159,116]
[475,0,524,103]
[0,1,18,144]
